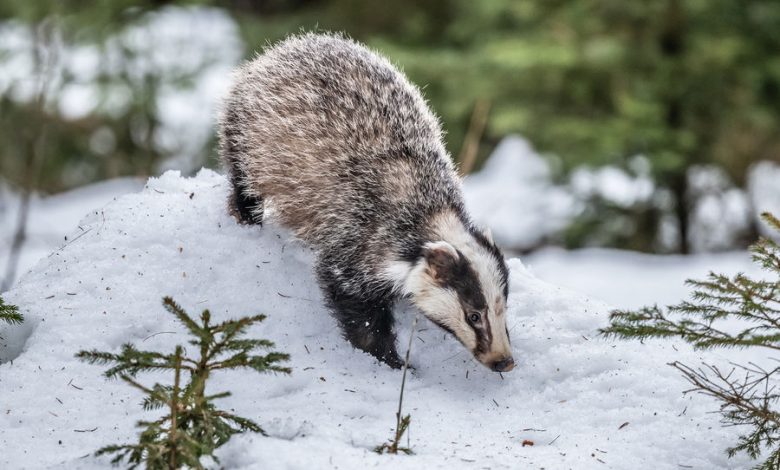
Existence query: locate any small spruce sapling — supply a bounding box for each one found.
[0,296,23,341]
[0,296,22,327]
[601,212,780,469]
[77,297,291,469]
[375,314,417,455]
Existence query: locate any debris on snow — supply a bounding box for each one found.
[0,170,750,469]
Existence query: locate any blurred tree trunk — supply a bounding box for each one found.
[669,172,689,254]
[1,21,54,292]
[661,0,690,254]
[457,99,491,174]
[3,154,34,292]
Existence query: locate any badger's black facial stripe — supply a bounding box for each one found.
[444,250,486,310]
[480,309,493,354]
[435,249,493,354]
[468,224,510,299]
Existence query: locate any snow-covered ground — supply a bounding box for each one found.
[0,177,146,291]
[524,247,761,311]
[0,170,755,469]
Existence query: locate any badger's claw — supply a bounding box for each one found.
[382,351,406,370]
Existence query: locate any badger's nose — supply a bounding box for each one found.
[492,357,515,372]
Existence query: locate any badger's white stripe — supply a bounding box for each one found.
[430,211,511,361]
[430,213,503,308]
[424,240,458,260]
[380,210,511,364]
[382,260,414,295]
[381,252,479,353]
[399,259,478,351]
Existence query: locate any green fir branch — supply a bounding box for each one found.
[78,296,290,468]
[77,345,189,378]
[601,212,780,468]
[0,296,23,326]
[162,296,207,342]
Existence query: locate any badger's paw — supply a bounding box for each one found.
[381,351,406,370]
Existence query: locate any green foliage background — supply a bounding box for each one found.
[1,0,779,252]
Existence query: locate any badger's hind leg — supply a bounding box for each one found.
[229,181,264,225]
[222,107,264,225]
[319,269,403,368]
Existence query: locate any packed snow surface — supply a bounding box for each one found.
[1,170,749,469]
[0,178,146,290]
[524,247,762,311]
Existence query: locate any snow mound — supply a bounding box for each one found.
[0,177,146,291]
[463,136,575,251]
[0,170,746,469]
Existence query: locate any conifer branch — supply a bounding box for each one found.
[601,212,780,468]
[0,297,23,345]
[78,296,290,468]
[0,296,23,326]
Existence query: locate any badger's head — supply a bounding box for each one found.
[390,217,513,372]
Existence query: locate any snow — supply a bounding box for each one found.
[462,136,576,251]
[748,161,780,240]
[525,247,761,310]
[687,165,752,253]
[569,161,655,210]
[0,170,751,469]
[0,178,146,291]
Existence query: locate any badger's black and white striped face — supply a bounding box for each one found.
[388,215,513,372]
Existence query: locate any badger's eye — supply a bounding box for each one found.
[469,312,481,324]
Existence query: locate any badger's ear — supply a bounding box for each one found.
[482,227,494,244]
[422,241,459,285]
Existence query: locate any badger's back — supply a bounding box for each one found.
[219,34,463,253]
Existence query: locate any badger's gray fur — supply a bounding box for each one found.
[219,33,514,372]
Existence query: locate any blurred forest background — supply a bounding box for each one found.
[1,0,780,264]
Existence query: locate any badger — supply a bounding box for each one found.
[219,33,514,372]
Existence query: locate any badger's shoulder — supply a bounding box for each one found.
[223,33,449,164]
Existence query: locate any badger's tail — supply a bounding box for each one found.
[220,106,264,225]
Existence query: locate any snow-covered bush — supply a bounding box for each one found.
[565,157,673,252]
[466,139,775,254]
[463,139,677,253]
[687,164,752,253]
[462,136,576,251]
[748,161,780,241]
[0,6,242,191]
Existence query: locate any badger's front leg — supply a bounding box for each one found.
[317,266,403,368]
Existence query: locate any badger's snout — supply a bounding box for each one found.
[491,357,515,372]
